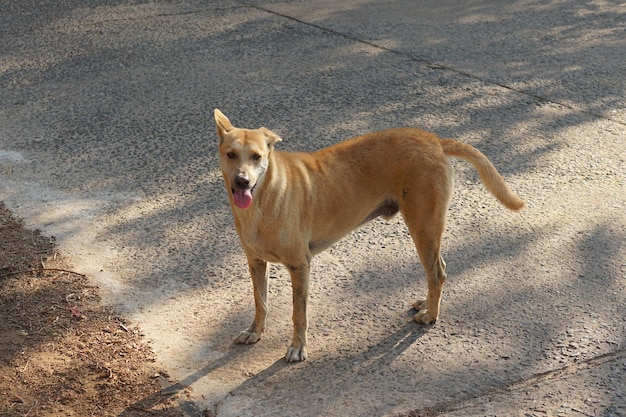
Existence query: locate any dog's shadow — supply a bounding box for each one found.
[117,319,430,416]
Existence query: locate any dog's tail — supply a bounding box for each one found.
[441,138,524,211]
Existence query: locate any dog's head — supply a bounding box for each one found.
[215,109,282,210]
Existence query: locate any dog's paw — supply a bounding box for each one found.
[412,299,428,312]
[234,330,262,345]
[285,345,308,362]
[414,310,438,324]
[412,299,438,324]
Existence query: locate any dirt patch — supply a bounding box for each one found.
[0,202,189,416]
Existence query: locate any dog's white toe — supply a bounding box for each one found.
[234,330,261,345]
[285,346,308,362]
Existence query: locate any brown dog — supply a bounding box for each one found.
[215,109,523,362]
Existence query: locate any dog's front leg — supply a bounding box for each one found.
[285,262,310,362]
[235,256,268,345]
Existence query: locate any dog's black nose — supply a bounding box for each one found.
[234,176,250,189]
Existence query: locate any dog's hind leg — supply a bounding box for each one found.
[411,247,447,325]
[235,256,268,345]
[401,188,450,324]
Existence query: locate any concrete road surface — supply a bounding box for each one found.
[1,1,624,415]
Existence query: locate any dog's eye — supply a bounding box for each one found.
[251,153,262,161]
[226,152,237,160]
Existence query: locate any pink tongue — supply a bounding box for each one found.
[233,189,253,209]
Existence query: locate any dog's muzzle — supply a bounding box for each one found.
[231,176,256,209]
[233,175,250,189]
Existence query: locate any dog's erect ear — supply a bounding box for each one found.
[260,127,282,147]
[214,109,234,143]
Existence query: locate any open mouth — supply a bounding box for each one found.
[231,184,256,209]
